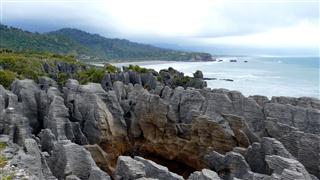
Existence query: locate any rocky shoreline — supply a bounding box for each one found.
[0,66,319,180]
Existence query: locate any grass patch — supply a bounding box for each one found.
[0,155,7,168]
[104,64,118,73]
[173,76,191,87]
[128,64,149,73]
[2,175,13,180]
[0,142,7,150]
[0,70,16,88]
[77,68,106,84]
[156,76,162,82]
[0,51,81,83]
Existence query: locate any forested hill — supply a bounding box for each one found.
[0,24,213,62]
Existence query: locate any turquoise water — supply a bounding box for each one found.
[140,57,319,98]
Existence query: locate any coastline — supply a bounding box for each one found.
[90,60,177,67]
[139,57,320,99]
[89,57,319,99]
[1,57,319,179]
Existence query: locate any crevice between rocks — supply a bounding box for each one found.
[124,147,197,178]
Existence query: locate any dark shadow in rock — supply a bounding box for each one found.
[133,150,197,178]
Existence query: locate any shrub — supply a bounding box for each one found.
[128,64,148,73]
[156,76,162,82]
[57,72,69,86]
[174,76,190,87]
[0,142,7,150]
[105,64,118,73]
[20,68,39,81]
[77,68,105,84]
[2,175,13,180]
[0,70,15,88]
[0,154,7,168]
[0,51,79,83]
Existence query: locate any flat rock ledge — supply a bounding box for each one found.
[0,77,319,180]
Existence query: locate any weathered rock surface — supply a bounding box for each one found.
[47,140,110,180]
[264,118,320,178]
[115,156,146,180]
[188,169,221,180]
[10,79,40,134]
[265,155,312,180]
[245,137,294,174]
[1,75,319,179]
[204,151,252,179]
[115,155,185,180]
[264,102,320,134]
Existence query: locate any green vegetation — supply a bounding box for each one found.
[0,25,88,56]
[0,155,7,168]
[1,175,13,180]
[0,51,167,87]
[0,50,81,86]
[173,76,191,86]
[57,72,69,86]
[77,68,105,84]
[104,64,118,73]
[128,64,149,73]
[156,76,162,82]
[0,142,7,150]
[0,70,15,88]
[0,24,212,62]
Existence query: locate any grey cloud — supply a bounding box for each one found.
[1,0,319,55]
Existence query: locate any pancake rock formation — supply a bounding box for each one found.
[0,69,319,180]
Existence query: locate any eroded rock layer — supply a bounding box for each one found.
[0,74,319,179]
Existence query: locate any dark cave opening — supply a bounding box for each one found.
[130,150,197,178]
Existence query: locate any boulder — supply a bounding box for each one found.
[204,151,251,179]
[115,156,184,180]
[134,156,183,180]
[193,70,204,79]
[38,129,56,153]
[48,140,110,180]
[115,156,146,180]
[265,155,312,180]
[188,169,221,180]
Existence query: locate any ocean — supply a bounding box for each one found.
[109,57,319,98]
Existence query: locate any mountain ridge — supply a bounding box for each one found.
[0,24,213,62]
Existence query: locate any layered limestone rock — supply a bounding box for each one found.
[47,140,111,180]
[0,80,111,180]
[0,76,319,179]
[264,118,320,178]
[115,156,185,180]
[188,169,221,180]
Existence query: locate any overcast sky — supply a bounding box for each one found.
[1,0,319,56]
